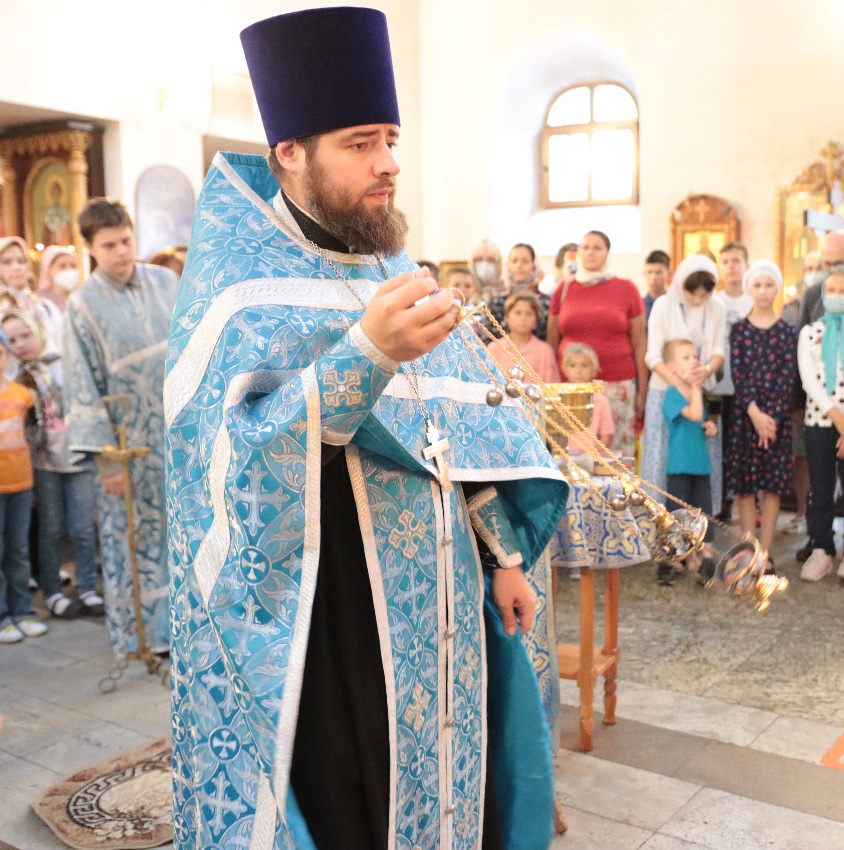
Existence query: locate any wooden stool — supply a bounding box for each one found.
[556,566,619,751]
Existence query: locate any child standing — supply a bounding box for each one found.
[726,261,796,573]
[486,290,560,383]
[0,329,47,643]
[659,338,717,585]
[1,311,104,617]
[560,342,614,454]
[798,265,844,581]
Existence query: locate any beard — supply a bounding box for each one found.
[302,158,408,257]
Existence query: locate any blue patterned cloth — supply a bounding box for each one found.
[548,475,652,569]
[64,264,178,656]
[165,152,570,850]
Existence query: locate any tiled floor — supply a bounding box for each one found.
[1,513,843,849]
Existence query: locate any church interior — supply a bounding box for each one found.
[1,1,844,848]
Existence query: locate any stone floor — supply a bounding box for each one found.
[1,512,843,849]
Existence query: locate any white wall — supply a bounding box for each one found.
[1,0,843,274]
[415,0,844,285]
[0,0,424,252]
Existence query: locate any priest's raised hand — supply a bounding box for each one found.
[360,267,459,361]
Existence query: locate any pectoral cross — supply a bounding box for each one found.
[423,419,453,493]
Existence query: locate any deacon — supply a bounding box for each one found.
[65,198,178,656]
[165,8,568,850]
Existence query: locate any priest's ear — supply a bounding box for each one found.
[272,139,309,178]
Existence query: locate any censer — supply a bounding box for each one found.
[450,294,787,612]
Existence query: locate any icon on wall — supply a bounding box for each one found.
[135,165,196,261]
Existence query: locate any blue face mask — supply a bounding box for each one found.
[823,293,844,314]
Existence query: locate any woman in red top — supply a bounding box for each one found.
[551,230,647,455]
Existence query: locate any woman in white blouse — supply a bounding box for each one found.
[797,265,844,581]
[641,255,726,513]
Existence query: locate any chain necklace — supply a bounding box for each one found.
[306,238,452,492]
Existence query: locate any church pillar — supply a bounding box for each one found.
[0,152,19,236]
[67,130,92,264]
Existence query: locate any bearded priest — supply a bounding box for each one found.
[165,8,569,850]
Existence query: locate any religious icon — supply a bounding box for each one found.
[671,193,740,278]
[681,230,723,263]
[26,157,73,248]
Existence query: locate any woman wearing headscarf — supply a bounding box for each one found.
[0,237,63,357]
[37,244,81,316]
[726,260,795,574]
[641,254,726,512]
[554,230,648,456]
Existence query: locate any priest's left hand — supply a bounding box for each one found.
[491,567,537,636]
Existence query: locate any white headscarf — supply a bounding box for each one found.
[666,254,719,303]
[742,259,783,295]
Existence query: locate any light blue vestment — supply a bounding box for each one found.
[64,264,178,655]
[165,153,569,850]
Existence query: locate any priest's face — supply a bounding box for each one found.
[301,124,408,256]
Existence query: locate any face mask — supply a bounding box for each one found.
[805,270,825,288]
[473,261,496,283]
[823,294,844,314]
[53,268,80,291]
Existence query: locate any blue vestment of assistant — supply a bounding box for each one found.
[165,152,569,850]
[64,264,178,656]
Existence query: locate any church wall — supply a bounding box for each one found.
[1,1,841,275]
[0,0,424,253]
[415,0,844,284]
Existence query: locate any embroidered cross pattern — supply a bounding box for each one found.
[459,646,480,691]
[389,509,427,558]
[202,774,247,832]
[423,420,453,493]
[403,682,432,733]
[232,462,279,536]
[322,368,363,408]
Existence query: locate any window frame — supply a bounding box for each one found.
[540,80,640,209]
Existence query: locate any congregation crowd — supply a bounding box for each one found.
[0,199,180,646]
[431,230,844,585]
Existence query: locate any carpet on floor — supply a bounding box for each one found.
[31,738,172,850]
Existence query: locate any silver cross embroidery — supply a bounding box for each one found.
[423,420,453,493]
[388,510,427,559]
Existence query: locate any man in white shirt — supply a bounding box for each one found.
[712,241,752,520]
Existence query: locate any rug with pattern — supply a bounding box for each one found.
[32,738,172,849]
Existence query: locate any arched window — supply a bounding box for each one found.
[541,81,639,208]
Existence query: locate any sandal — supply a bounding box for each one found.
[46,593,83,619]
[79,591,105,616]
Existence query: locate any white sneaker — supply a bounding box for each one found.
[0,623,24,643]
[800,549,833,582]
[782,515,807,536]
[16,618,48,638]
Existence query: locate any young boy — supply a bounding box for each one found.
[713,241,752,519]
[0,330,47,643]
[659,338,717,585]
[642,249,670,332]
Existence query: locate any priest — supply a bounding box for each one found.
[165,8,568,850]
